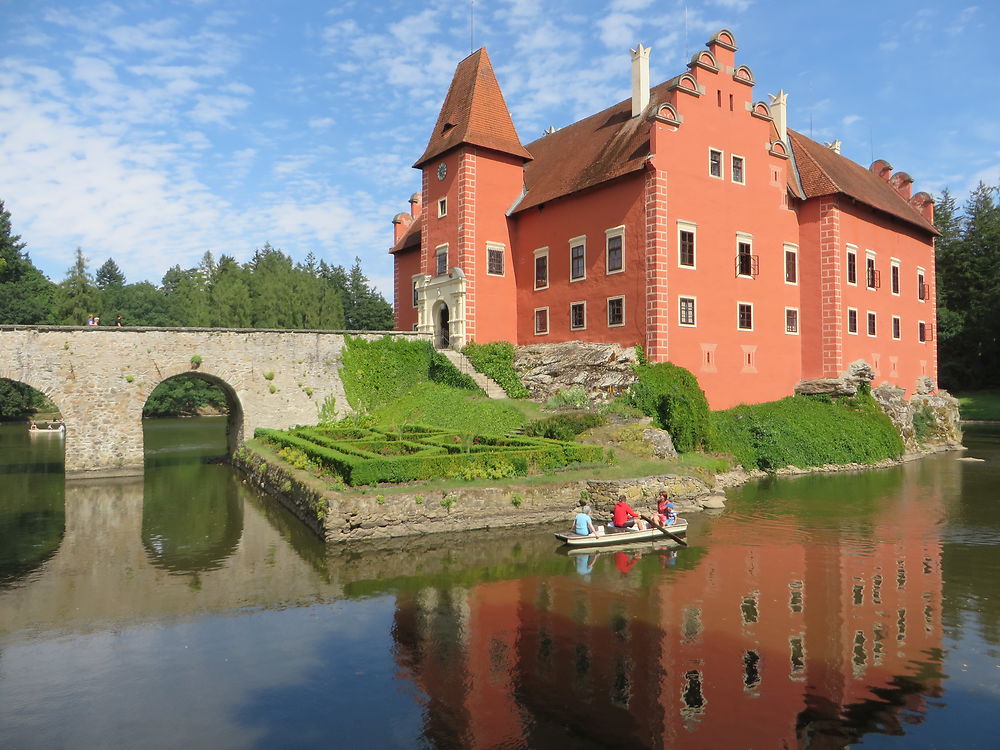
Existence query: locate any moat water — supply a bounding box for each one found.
[1,418,998,749]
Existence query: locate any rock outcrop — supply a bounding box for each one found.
[794,359,875,396]
[514,342,638,402]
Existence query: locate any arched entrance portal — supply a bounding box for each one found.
[437,303,450,349]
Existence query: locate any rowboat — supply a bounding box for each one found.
[555,518,687,548]
[28,420,65,435]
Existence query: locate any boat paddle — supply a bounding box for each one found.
[641,514,688,547]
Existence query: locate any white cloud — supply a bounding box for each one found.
[842,114,862,127]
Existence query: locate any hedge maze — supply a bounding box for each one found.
[255,423,603,486]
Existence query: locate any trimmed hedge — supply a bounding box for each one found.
[708,391,904,471]
[462,341,530,398]
[256,426,603,486]
[626,362,711,451]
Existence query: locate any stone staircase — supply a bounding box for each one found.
[438,348,507,399]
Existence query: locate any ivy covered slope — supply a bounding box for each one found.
[625,362,904,471]
[461,341,530,398]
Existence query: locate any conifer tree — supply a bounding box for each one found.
[0,199,55,324]
[54,248,99,325]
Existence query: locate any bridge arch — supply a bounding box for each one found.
[141,370,245,458]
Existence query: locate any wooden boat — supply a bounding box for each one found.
[555,519,687,548]
[28,420,65,435]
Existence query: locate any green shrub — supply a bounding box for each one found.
[626,363,711,452]
[523,412,606,441]
[462,341,530,398]
[912,405,936,445]
[545,386,589,410]
[708,392,904,471]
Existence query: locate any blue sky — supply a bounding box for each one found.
[1,0,995,298]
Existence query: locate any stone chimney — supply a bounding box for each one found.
[768,90,788,142]
[409,192,421,219]
[392,213,413,245]
[631,44,651,117]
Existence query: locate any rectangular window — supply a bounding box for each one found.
[412,279,419,307]
[570,301,586,330]
[732,155,745,184]
[435,245,448,276]
[784,244,798,284]
[534,248,549,289]
[486,244,504,276]
[892,315,901,340]
[738,302,753,331]
[847,247,858,285]
[437,197,447,218]
[917,269,927,300]
[891,260,900,295]
[606,228,624,274]
[919,321,931,342]
[848,307,858,334]
[607,296,625,327]
[709,148,723,178]
[570,237,586,281]
[866,254,879,289]
[534,307,549,335]
[785,307,799,334]
[736,236,757,278]
[867,311,877,337]
[678,223,696,268]
[678,296,696,326]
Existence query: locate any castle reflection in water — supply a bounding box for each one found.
[391,472,945,749]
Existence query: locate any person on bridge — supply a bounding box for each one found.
[114,315,124,327]
[85,314,94,325]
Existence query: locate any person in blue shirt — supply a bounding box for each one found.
[574,504,597,536]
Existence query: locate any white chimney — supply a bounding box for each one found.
[769,89,788,142]
[631,44,651,117]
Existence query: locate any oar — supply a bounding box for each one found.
[641,514,688,547]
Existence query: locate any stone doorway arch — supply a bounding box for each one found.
[437,303,450,348]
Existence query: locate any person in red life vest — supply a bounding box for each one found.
[612,495,646,529]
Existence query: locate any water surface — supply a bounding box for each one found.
[1,419,998,749]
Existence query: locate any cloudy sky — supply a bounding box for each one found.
[1,0,995,297]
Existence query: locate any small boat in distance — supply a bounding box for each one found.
[28,420,66,435]
[555,519,688,548]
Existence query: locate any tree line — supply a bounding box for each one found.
[934,183,1000,391]
[0,198,394,417]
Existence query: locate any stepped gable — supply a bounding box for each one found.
[787,129,937,235]
[390,215,421,254]
[413,48,532,169]
[515,82,664,213]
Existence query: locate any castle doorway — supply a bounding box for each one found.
[437,303,450,348]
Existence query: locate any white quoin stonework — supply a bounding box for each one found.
[631,43,651,117]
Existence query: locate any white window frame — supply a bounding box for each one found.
[435,244,449,276]
[569,235,587,282]
[437,197,447,218]
[731,154,746,185]
[678,296,697,327]
[867,310,877,338]
[890,258,901,296]
[411,278,419,308]
[677,221,697,269]
[846,245,858,286]
[570,301,587,331]
[847,307,859,335]
[918,320,927,343]
[784,243,798,285]
[533,247,549,290]
[709,147,724,179]
[917,267,927,302]
[737,301,754,331]
[892,314,901,340]
[605,226,625,275]
[785,307,799,335]
[736,232,754,279]
[607,295,625,327]
[533,306,549,336]
[865,251,877,290]
[486,242,505,277]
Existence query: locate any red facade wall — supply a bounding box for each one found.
[393,246,420,331]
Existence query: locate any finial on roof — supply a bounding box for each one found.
[631,43,651,118]
[824,140,842,154]
[543,126,556,135]
[768,89,788,143]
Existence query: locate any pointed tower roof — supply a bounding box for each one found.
[414,48,532,168]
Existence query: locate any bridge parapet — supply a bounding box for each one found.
[0,326,431,477]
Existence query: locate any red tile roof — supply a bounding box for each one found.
[414,48,532,169]
[787,130,936,235]
[389,215,421,255]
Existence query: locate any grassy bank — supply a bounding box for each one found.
[955,391,1000,421]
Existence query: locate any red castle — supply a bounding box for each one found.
[390,30,937,409]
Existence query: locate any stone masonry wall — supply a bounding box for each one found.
[514,342,639,402]
[0,326,430,476]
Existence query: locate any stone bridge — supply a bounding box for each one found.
[0,326,430,477]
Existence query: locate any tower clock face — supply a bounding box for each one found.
[436,162,447,181]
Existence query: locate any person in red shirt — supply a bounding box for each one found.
[612,495,646,529]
